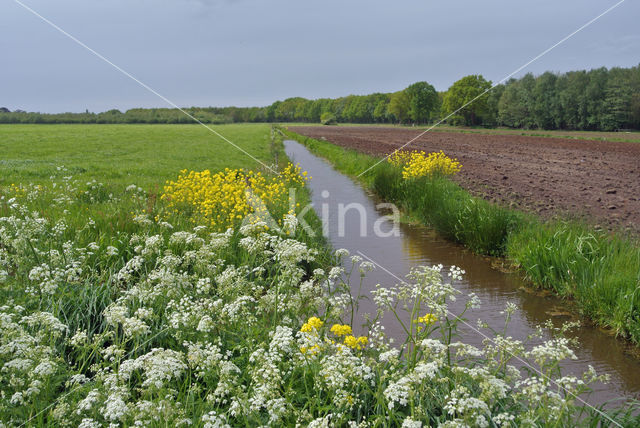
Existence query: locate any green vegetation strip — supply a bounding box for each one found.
[282,128,640,346]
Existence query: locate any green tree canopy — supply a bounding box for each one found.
[405,81,439,123]
[442,75,492,126]
[388,90,411,124]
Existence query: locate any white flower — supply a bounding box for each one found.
[379,348,400,362]
[493,412,515,426]
[202,410,230,428]
[308,415,332,428]
[10,392,24,405]
[122,316,150,337]
[528,337,577,367]
[136,348,187,389]
[67,374,90,386]
[76,390,101,414]
[401,417,422,428]
[20,311,68,335]
[384,376,411,409]
[102,389,129,421]
[197,315,215,332]
[34,359,57,377]
[78,419,101,428]
[282,213,298,234]
[358,261,375,274]
[466,292,481,309]
[133,214,153,226]
[328,266,344,279]
[334,248,349,258]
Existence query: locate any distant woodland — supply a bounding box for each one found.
[2,65,639,131]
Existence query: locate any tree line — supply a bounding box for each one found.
[2,64,638,131]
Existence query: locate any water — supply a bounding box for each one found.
[284,139,640,408]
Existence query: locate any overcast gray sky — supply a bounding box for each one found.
[1,0,638,113]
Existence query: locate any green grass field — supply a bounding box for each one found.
[0,124,274,189]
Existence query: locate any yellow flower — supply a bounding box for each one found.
[388,150,461,179]
[300,344,321,355]
[161,163,309,231]
[343,335,368,350]
[330,324,352,337]
[301,316,324,333]
[415,313,438,325]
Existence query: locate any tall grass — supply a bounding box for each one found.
[371,163,524,256]
[283,128,640,346]
[507,222,640,343]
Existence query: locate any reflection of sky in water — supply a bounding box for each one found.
[284,140,640,407]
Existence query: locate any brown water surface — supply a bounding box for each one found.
[285,139,640,408]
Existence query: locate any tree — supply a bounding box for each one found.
[517,73,536,129]
[343,95,371,123]
[498,80,527,128]
[405,81,439,123]
[266,101,281,122]
[559,71,589,129]
[600,68,633,131]
[585,67,608,130]
[629,65,640,129]
[373,96,391,123]
[532,72,558,129]
[441,75,492,126]
[388,90,410,124]
[485,84,504,127]
[320,112,337,125]
[275,97,308,122]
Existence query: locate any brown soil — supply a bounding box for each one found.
[290,126,640,233]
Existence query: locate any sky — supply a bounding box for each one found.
[1,0,639,113]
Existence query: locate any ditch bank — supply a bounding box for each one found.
[281,130,640,405]
[281,128,640,347]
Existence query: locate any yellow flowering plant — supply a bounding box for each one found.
[301,316,324,333]
[330,324,352,337]
[343,335,368,350]
[415,313,438,325]
[161,163,308,231]
[388,150,461,179]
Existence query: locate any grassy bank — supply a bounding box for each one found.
[282,128,640,346]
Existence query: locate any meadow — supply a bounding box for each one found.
[0,123,637,426]
[0,124,274,188]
